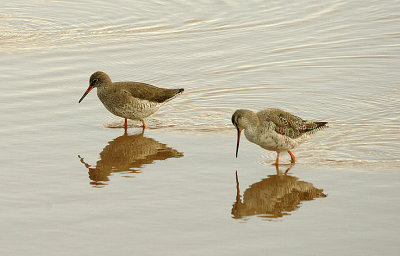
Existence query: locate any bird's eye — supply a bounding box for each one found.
[91,78,99,86]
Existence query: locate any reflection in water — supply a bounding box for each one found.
[78,131,183,187]
[232,166,326,220]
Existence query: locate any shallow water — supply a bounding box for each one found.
[1,0,400,255]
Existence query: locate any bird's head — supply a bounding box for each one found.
[79,71,112,103]
[231,109,258,158]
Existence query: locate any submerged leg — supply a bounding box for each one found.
[123,120,128,134]
[288,150,296,163]
[275,163,294,174]
[284,163,294,174]
[274,152,280,166]
[275,164,280,174]
[140,120,146,134]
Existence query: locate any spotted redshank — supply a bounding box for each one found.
[231,108,327,165]
[79,71,184,129]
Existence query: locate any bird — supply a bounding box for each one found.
[231,108,327,165]
[79,71,184,130]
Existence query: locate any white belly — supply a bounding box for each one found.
[245,129,300,152]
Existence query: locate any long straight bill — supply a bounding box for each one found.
[235,129,241,158]
[78,86,94,103]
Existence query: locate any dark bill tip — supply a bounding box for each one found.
[78,86,94,103]
[235,129,241,158]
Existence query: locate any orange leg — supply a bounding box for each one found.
[274,152,280,166]
[275,164,280,174]
[124,118,128,128]
[142,120,146,129]
[288,150,296,163]
[284,165,293,174]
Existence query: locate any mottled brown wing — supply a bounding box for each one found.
[261,109,326,139]
[116,82,183,103]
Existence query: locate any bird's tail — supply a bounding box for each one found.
[305,121,328,133]
[164,88,184,103]
[314,121,328,129]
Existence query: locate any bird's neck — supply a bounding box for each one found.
[97,83,112,92]
[244,112,259,131]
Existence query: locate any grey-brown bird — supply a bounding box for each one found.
[231,108,327,165]
[79,71,184,129]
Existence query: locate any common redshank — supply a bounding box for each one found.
[231,108,327,165]
[79,71,184,129]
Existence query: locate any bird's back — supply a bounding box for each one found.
[257,108,327,139]
[115,81,184,104]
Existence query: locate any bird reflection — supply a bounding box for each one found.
[78,131,183,187]
[232,166,326,219]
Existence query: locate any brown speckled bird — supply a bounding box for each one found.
[231,108,327,165]
[79,71,184,129]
